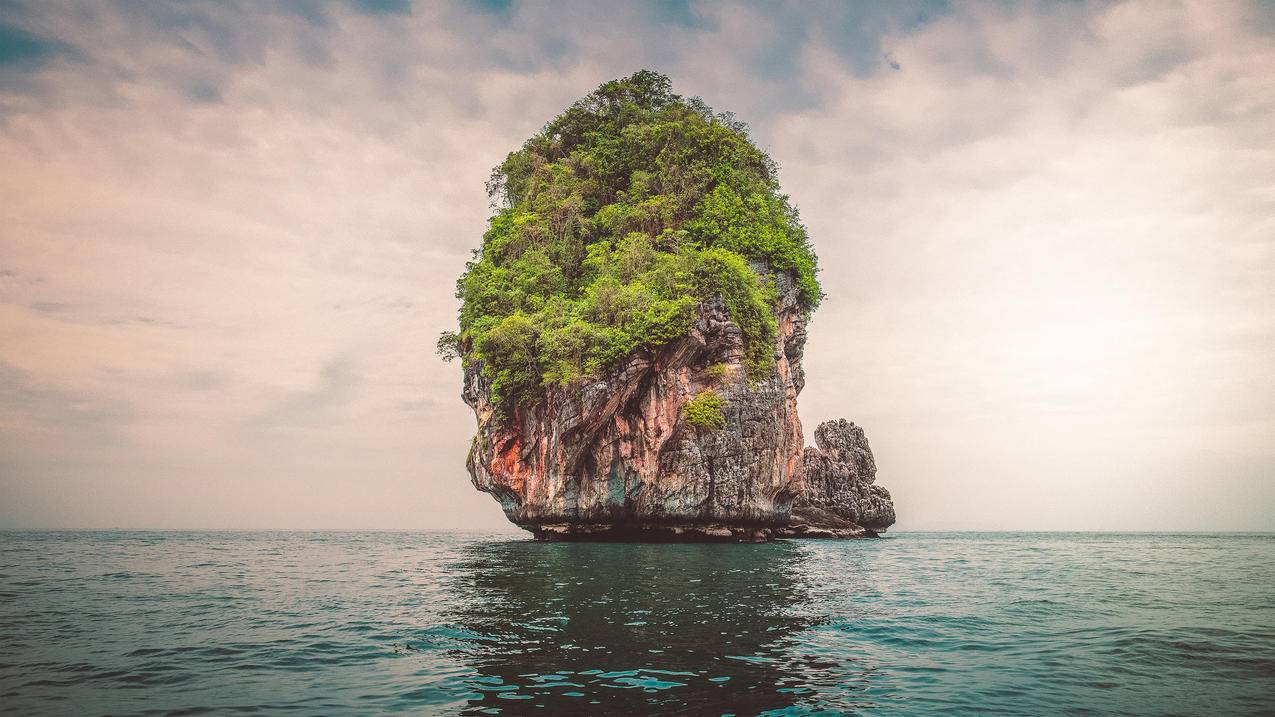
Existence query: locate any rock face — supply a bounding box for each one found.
[775,420,896,538]
[463,268,896,540]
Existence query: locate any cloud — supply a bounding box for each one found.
[768,0,1275,529]
[0,22,65,67]
[0,0,1270,529]
[351,0,413,15]
[249,355,361,428]
[0,360,134,433]
[28,300,69,313]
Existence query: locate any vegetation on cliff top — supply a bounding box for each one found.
[441,70,821,410]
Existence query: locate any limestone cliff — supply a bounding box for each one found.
[462,268,896,541]
[447,71,895,540]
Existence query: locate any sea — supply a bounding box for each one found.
[1,531,1272,716]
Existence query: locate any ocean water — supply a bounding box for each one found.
[1,532,1272,716]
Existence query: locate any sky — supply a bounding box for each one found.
[0,0,1271,531]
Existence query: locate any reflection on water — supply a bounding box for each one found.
[444,540,868,715]
[1,532,1272,715]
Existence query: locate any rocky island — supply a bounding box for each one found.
[440,71,894,541]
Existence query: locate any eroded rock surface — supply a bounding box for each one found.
[462,269,896,540]
[775,420,896,538]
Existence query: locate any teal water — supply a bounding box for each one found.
[1,532,1272,715]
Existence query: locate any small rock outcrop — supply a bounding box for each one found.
[776,419,896,538]
[463,269,896,541]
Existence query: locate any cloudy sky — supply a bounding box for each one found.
[1,0,1271,531]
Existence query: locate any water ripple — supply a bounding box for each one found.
[1,531,1272,715]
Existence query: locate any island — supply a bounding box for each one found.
[439,71,895,541]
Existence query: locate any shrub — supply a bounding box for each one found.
[683,389,727,430]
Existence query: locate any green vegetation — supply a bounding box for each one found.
[683,389,727,430]
[444,70,821,411]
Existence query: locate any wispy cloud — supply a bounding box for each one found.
[248,355,361,428]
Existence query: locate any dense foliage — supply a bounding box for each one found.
[443,70,821,410]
